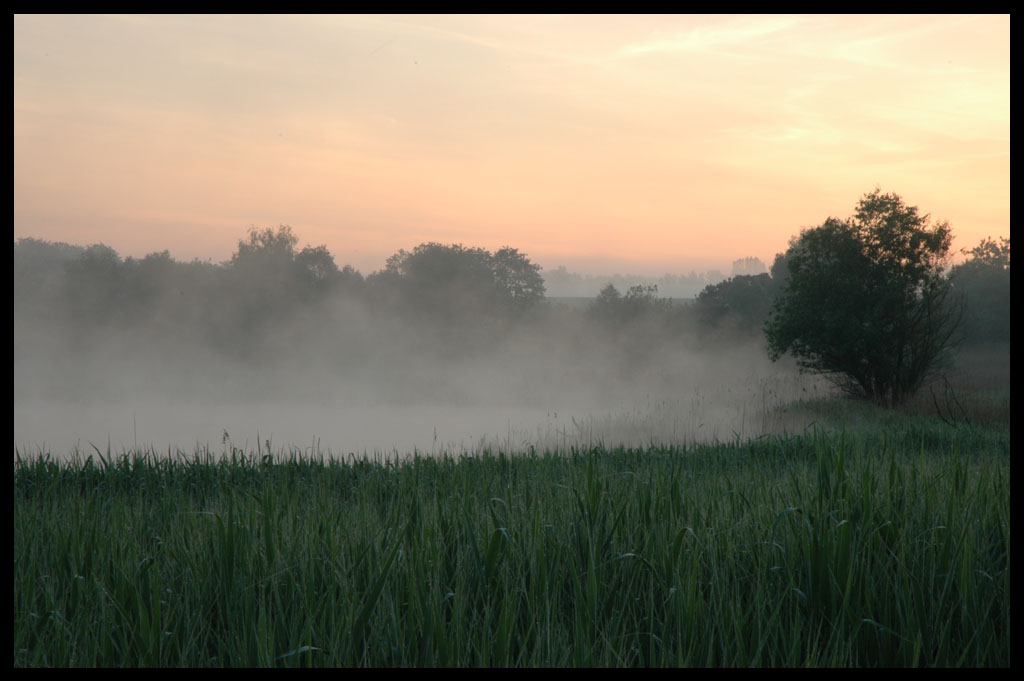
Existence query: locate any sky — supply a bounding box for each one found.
[14,14,1010,276]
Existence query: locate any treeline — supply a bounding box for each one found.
[14,225,1009,363]
[543,257,769,299]
[15,228,546,355]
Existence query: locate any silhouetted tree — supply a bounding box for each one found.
[768,250,793,293]
[492,246,546,310]
[293,244,344,302]
[223,224,360,345]
[950,236,1010,345]
[622,284,668,316]
[233,225,299,266]
[588,283,670,325]
[766,189,961,407]
[384,243,495,320]
[381,242,545,322]
[694,273,774,336]
[589,283,623,317]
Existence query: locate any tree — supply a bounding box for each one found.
[224,225,354,341]
[950,236,1010,345]
[384,242,496,320]
[694,273,775,336]
[294,244,342,300]
[381,242,545,321]
[765,189,961,407]
[731,256,767,277]
[14,238,85,319]
[588,283,623,322]
[587,283,670,326]
[232,225,299,265]
[622,284,668,316]
[63,244,125,321]
[491,246,546,310]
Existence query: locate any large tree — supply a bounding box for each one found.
[765,189,961,407]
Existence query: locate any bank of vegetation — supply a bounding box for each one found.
[14,413,1009,667]
[15,191,1010,410]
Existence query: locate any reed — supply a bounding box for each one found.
[14,418,1009,667]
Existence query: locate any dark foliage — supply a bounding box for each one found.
[587,284,671,325]
[765,189,961,407]
[950,237,1010,345]
[14,213,1002,382]
[376,242,545,323]
[694,273,778,337]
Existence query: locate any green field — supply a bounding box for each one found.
[14,400,1010,667]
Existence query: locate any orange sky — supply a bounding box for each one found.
[14,14,1009,275]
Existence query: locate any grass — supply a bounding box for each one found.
[13,413,1010,667]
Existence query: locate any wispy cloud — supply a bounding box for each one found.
[617,16,803,57]
[13,14,1009,271]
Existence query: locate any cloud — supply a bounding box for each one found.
[616,16,803,57]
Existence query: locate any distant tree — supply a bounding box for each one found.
[385,243,494,318]
[588,283,670,325]
[589,283,623,320]
[233,225,298,264]
[731,256,767,277]
[224,225,356,341]
[765,189,961,407]
[960,236,1010,268]
[14,237,85,276]
[622,284,667,316]
[63,244,125,321]
[295,245,339,283]
[138,249,175,272]
[225,225,301,333]
[120,250,175,315]
[14,238,86,318]
[768,250,793,294]
[950,236,1010,345]
[292,244,343,302]
[492,246,546,309]
[703,269,727,290]
[382,242,545,321]
[694,273,774,336]
[541,265,584,297]
[338,264,365,289]
[363,267,403,309]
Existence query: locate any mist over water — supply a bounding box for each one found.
[13,235,833,461]
[14,314,825,460]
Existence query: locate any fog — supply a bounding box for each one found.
[14,236,837,461]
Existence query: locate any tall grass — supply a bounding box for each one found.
[14,419,1009,667]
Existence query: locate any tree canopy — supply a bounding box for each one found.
[765,189,960,407]
[381,242,545,320]
[950,236,1010,345]
[694,273,777,336]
